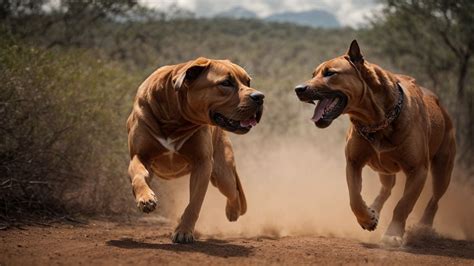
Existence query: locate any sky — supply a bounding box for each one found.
[140,0,382,28]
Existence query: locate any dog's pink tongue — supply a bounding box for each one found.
[312,98,331,122]
[240,118,257,127]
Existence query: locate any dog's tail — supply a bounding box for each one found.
[234,169,247,215]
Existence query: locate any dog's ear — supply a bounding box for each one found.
[173,57,211,91]
[347,40,364,63]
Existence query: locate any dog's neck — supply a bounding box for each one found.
[347,62,400,128]
[144,74,202,138]
[175,89,209,125]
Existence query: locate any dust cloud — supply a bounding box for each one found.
[152,116,474,242]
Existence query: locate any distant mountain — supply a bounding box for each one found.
[215,7,340,28]
[216,6,258,19]
[265,9,340,28]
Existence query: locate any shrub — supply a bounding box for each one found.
[0,34,141,222]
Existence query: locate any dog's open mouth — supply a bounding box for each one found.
[298,90,348,128]
[210,108,262,134]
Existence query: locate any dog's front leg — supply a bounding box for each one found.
[172,157,212,244]
[128,155,157,213]
[346,161,379,231]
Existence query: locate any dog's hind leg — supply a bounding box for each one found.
[128,155,157,213]
[370,174,396,214]
[420,131,455,226]
[383,166,428,246]
[211,130,247,222]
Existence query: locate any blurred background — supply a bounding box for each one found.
[0,0,472,239]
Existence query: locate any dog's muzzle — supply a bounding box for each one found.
[294,84,348,128]
[210,105,263,134]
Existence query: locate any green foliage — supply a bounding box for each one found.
[0,33,141,219]
[367,0,473,94]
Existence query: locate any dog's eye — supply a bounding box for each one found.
[220,79,233,87]
[324,70,337,77]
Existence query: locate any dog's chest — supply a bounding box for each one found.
[156,136,187,153]
[150,152,190,179]
[368,153,401,174]
[149,127,200,179]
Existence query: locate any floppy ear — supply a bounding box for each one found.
[347,40,364,63]
[173,57,211,91]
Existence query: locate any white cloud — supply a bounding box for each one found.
[140,0,382,27]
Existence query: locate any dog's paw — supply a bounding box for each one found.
[136,191,157,213]
[357,207,379,231]
[171,229,194,244]
[381,234,403,247]
[225,199,241,222]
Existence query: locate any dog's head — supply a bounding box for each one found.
[173,57,264,134]
[294,40,367,128]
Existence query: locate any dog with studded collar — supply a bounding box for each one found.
[294,40,456,246]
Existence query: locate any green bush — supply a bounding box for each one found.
[0,34,141,220]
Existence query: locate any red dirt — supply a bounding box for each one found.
[1,219,473,265]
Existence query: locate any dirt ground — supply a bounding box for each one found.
[1,218,473,266]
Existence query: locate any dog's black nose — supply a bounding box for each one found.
[294,84,308,93]
[250,92,265,104]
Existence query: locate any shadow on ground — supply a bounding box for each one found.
[361,227,474,260]
[106,238,254,258]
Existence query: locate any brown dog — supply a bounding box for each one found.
[127,57,264,243]
[295,40,456,246]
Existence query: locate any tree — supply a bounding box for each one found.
[1,0,139,47]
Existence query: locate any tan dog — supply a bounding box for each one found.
[295,40,456,246]
[127,57,264,243]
